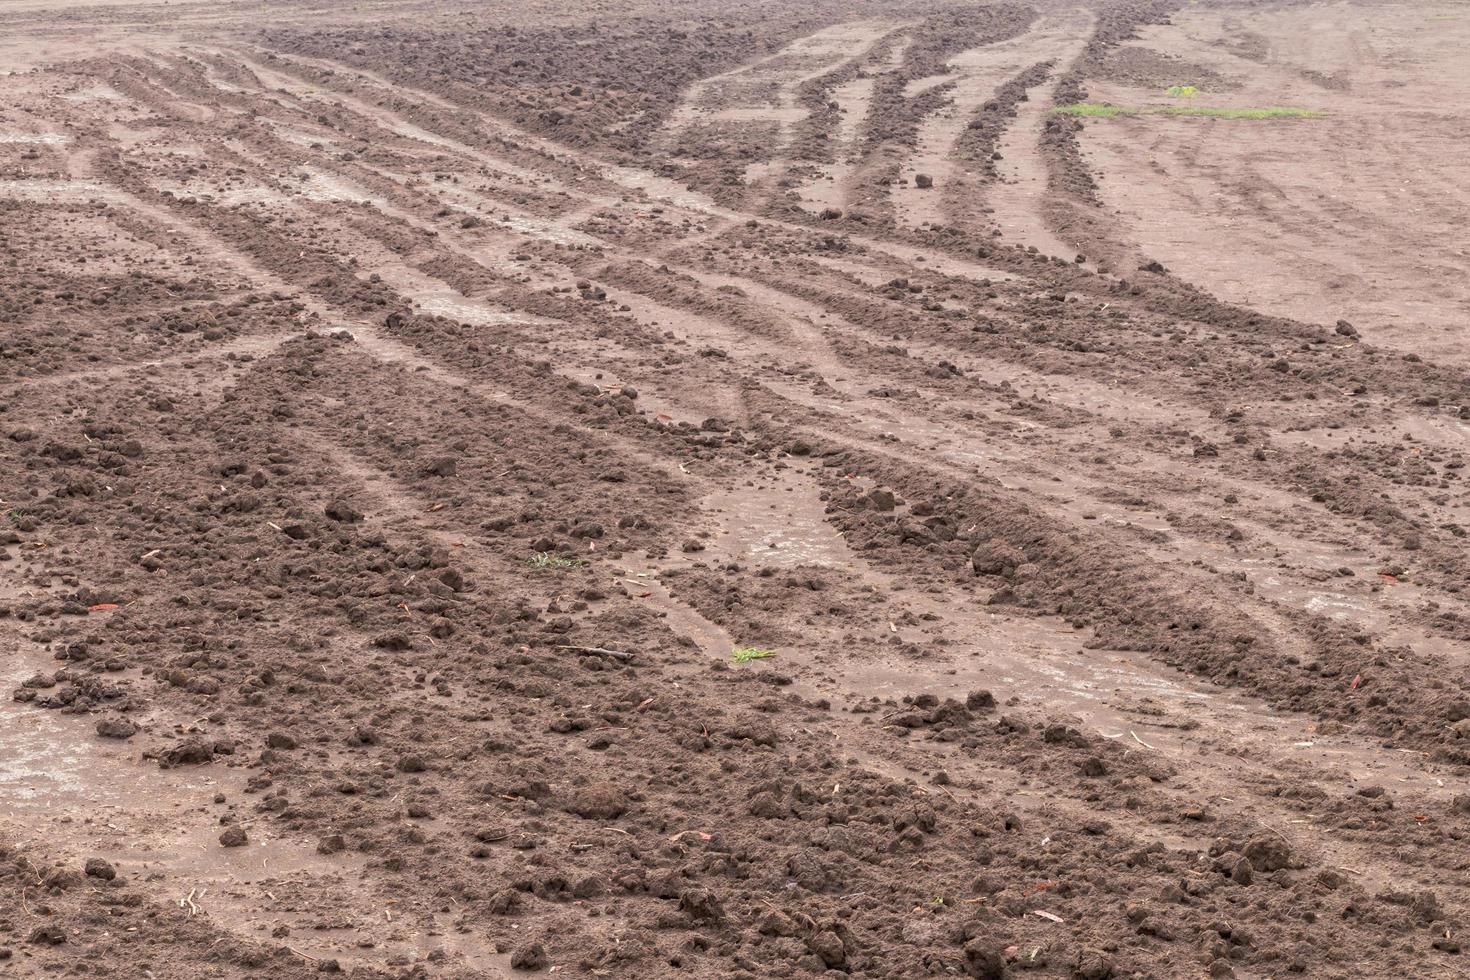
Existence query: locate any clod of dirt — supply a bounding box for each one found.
[808,929,847,968]
[510,941,548,971]
[1043,724,1089,748]
[265,731,297,750]
[1243,835,1293,872]
[324,499,364,522]
[1218,853,1253,885]
[966,690,996,711]
[562,782,628,819]
[95,717,136,739]
[971,538,1025,575]
[748,791,789,818]
[861,488,896,511]
[1074,948,1116,979]
[83,858,116,881]
[678,888,725,922]
[158,739,214,768]
[914,173,934,189]
[219,827,249,848]
[963,940,1007,979]
[373,631,413,650]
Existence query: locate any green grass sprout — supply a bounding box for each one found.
[732,647,777,664]
[1054,103,1323,119]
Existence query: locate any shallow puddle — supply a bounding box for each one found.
[0,178,116,200]
[413,293,548,327]
[0,644,507,973]
[704,468,855,568]
[0,130,69,144]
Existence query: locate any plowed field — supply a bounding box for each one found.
[4,1,1470,978]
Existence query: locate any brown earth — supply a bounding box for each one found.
[3,0,1470,978]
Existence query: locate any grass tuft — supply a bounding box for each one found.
[525,552,586,569]
[732,647,777,664]
[1165,85,1198,98]
[1054,103,1323,120]
[1054,103,1133,118]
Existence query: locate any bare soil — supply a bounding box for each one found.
[3,0,1470,978]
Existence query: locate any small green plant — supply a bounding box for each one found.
[525,552,585,569]
[732,647,777,664]
[1054,103,1323,120]
[1165,85,1198,98]
[1052,103,1129,117]
[1163,105,1322,119]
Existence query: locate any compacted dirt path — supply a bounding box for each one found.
[4,1,1470,978]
